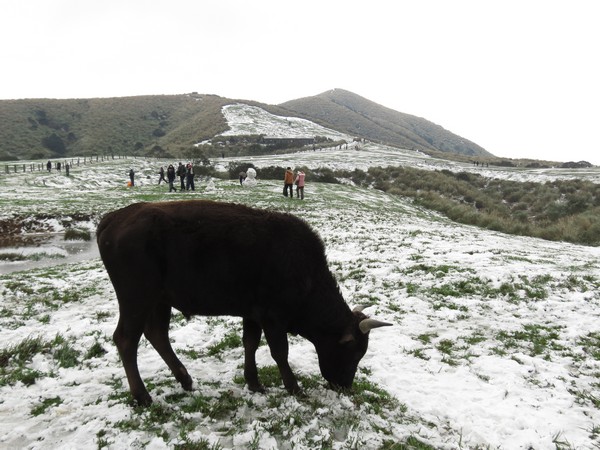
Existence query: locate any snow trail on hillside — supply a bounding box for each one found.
[220,103,351,140]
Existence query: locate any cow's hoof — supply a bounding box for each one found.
[328,382,350,394]
[176,369,193,391]
[285,384,303,396]
[248,383,266,394]
[292,389,307,399]
[133,392,153,407]
[179,375,193,391]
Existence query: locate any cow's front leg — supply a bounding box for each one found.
[242,318,264,392]
[262,323,301,394]
[144,303,193,392]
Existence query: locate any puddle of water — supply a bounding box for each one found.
[0,233,99,274]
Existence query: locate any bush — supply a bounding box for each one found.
[64,228,91,241]
[311,167,338,184]
[227,162,256,180]
[256,166,285,180]
[579,220,600,245]
[166,159,600,247]
[42,134,66,155]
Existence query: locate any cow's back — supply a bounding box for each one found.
[97,200,334,321]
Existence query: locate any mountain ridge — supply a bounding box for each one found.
[278,89,491,157]
[0,89,490,161]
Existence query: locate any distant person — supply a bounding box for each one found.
[65,163,70,176]
[294,170,305,200]
[129,168,135,186]
[158,166,167,184]
[239,171,246,186]
[283,167,294,197]
[176,162,186,190]
[167,164,176,192]
[56,161,61,171]
[46,160,51,172]
[186,162,195,191]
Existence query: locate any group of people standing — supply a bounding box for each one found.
[47,160,70,175]
[131,162,307,199]
[161,162,195,192]
[283,167,305,200]
[129,162,195,191]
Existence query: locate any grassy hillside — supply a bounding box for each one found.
[0,94,232,160]
[278,88,492,158]
[1,157,599,449]
[0,90,494,162]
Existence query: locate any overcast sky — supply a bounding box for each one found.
[2,0,598,164]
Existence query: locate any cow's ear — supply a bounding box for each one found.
[339,333,355,344]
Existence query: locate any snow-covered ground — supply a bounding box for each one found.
[220,104,351,141]
[1,106,600,449]
[215,104,600,184]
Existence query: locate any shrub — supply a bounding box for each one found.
[227,162,256,179]
[42,133,66,155]
[64,228,91,241]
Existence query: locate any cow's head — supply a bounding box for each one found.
[316,307,391,390]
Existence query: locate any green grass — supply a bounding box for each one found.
[99,366,428,450]
[0,335,48,386]
[205,331,243,358]
[355,165,600,246]
[380,437,437,449]
[577,332,600,360]
[64,228,91,241]
[31,396,63,416]
[84,341,107,360]
[1,158,599,448]
[496,324,565,358]
[0,252,28,261]
[0,333,83,386]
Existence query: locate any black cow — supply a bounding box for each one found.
[97,200,391,406]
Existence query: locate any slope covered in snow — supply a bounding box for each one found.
[0,153,599,449]
[217,103,600,184]
[220,103,352,141]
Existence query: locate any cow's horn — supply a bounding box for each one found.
[359,318,393,334]
[353,304,368,313]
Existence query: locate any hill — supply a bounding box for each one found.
[0,94,232,161]
[278,88,492,157]
[0,90,492,161]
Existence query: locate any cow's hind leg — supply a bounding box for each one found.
[113,315,153,406]
[243,318,264,392]
[143,302,193,392]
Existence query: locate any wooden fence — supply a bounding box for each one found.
[3,155,135,175]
